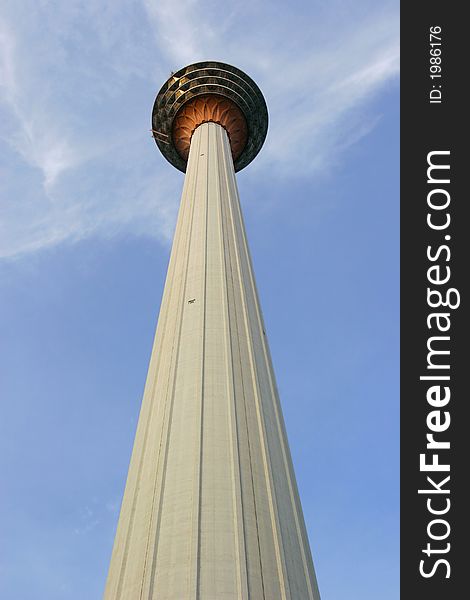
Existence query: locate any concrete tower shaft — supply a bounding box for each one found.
[104,63,321,600]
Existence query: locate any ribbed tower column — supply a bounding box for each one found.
[104,62,321,600]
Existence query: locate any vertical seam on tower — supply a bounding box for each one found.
[113,128,197,600]
[225,158,291,599]
[138,168,194,598]
[232,184,318,599]
[144,139,201,598]
[222,133,266,600]
[194,122,209,599]
[252,311,317,598]
[145,126,202,600]
[217,125,248,599]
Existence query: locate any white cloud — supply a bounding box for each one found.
[0,18,80,189]
[0,0,398,259]
[0,5,178,259]
[73,505,100,536]
[144,0,399,175]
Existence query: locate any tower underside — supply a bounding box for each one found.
[104,122,320,599]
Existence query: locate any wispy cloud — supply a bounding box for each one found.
[73,505,100,536]
[0,0,398,259]
[0,18,82,188]
[0,4,178,259]
[144,0,399,175]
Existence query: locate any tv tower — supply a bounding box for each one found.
[104,61,321,600]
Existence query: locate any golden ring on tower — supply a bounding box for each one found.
[152,61,268,172]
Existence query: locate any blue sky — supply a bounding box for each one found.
[0,1,399,598]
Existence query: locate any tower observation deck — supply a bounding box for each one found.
[104,61,321,600]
